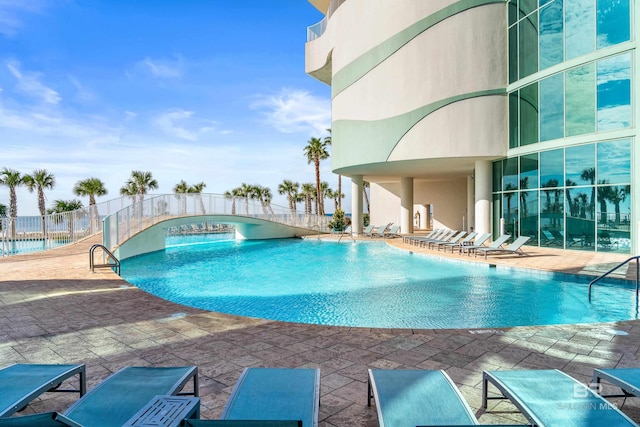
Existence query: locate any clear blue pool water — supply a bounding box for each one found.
[120,236,638,329]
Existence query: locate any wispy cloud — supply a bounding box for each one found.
[152,108,218,141]
[250,88,331,135]
[6,60,61,104]
[0,0,49,37]
[133,56,184,80]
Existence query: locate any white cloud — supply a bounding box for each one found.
[134,56,184,80]
[250,88,331,135]
[6,60,61,104]
[152,108,218,141]
[0,0,49,37]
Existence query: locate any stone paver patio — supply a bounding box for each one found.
[1,233,639,425]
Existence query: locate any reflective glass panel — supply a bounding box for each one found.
[520,83,539,145]
[565,144,595,185]
[566,64,596,136]
[539,74,564,141]
[566,186,595,251]
[519,11,539,78]
[503,192,519,237]
[565,0,595,60]
[540,188,564,247]
[509,26,519,84]
[493,161,503,193]
[597,185,631,252]
[509,92,519,148]
[493,193,502,240]
[509,0,518,26]
[503,158,519,191]
[520,190,539,244]
[520,0,538,17]
[598,140,630,184]
[540,149,563,189]
[597,53,631,131]
[596,0,630,48]
[520,153,539,189]
[539,0,564,69]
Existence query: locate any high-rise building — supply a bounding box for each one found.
[305,0,638,254]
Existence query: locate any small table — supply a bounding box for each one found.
[123,395,200,427]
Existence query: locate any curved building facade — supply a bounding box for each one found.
[305,0,638,255]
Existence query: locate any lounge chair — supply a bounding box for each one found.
[185,421,301,427]
[462,234,510,256]
[474,236,531,259]
[368,369,500,427]
[593,368,640,399]
[1,366,198,427]
[441,232,476,252]
[430,231,466,250]
[404,229,442,245]
[361,224,375,237]
[383,225,401,238]
[218,368,320,427]
[0,364,86,418]
[418,229,457,248]
[482,369,639,426]
[371,225,389,238]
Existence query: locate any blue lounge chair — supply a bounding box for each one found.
[367,369,484,427]
[0,364,86,418]
[220,368,320,427]
[463,234,510,256]
[0,366,198,427]
[474,236,531,259]
[482,369,639,426]
[185,421,301,426]
[593,368,640,399]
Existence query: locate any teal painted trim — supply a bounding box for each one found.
[332,0,506,98]
[332,89,506,169]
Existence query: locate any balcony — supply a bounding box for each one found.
[306,0,346,41]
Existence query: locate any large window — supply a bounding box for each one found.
[493,139,632,253]
[508,52,631,147]
[509,0,630,81]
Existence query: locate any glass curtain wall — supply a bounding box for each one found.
[493,140,631,253]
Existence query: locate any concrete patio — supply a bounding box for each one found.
[1,234,639,425]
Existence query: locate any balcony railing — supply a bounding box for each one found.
[306,0,346,41]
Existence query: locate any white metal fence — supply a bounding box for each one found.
[102,193,330,252]
[1,194,331,256]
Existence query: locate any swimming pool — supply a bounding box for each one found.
[120,237,638,329]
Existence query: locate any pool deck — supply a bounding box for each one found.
[1,233,640,425]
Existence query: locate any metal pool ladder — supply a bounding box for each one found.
[89,244,121,276]
[588,255,639,301]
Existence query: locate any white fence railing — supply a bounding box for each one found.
[0,196,134,257]
[1,194,331,256]
[103,193,331,252]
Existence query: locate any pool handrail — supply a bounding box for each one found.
[588,255,640,301]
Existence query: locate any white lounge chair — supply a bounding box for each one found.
[475,236,530,259]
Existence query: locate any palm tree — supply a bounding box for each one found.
[188,182,207,214]
[73,177,107,233]
[278,180,300,216]
[580,167,596,218]
[47,199,84,237]
[173,180,189,214]
[324,129,342,210]
[319,181,331,215]
[251,185,274,218]
[224,190,236,215]
[363,180,371,213]
[605,186,627,225]
[303,137,329,216]
[0,203,6,232]
[301,183,316,215]
[0,168,25,238]
[122,170,158,217]
[119,181,139,216]
[237,183,253,215]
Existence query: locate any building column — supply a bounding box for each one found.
[351,175,363,235]
[474,160,492,235]
[400,177,414,234]
[467,175,475,231]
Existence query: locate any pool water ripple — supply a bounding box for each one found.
[120,237,639,329]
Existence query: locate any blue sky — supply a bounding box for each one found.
[0,1,339,216]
